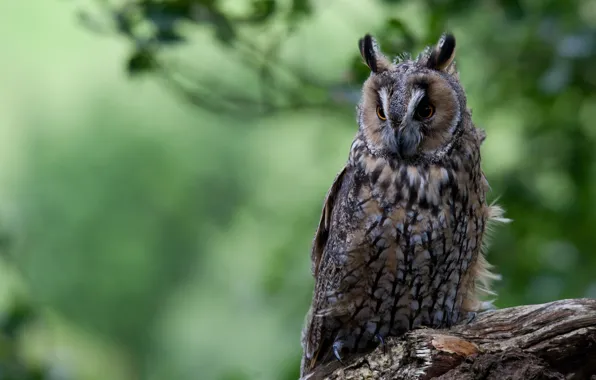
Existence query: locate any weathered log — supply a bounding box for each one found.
[305,298,596,380]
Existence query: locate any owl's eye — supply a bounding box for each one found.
[415,96,435,120]
[376,105,387,121]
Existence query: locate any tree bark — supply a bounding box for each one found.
[305,298,596,380]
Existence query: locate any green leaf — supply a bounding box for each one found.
[126,49,156,76]
[289,0,311,19]
[248,0,276,22]
[212,12,236,44]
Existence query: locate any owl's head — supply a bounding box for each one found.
[357,33,469,163]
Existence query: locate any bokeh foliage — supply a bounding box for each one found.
[0,0,595,379]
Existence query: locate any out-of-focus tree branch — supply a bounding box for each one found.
[76,0,429,116]
[76,0,596,120]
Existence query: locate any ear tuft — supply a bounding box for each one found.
[359,34,378,73]
[358,34,392,73]
[426,33,456,71]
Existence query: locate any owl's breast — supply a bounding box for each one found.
[333,157,487,335]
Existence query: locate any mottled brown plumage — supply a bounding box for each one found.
[300,34,509,379]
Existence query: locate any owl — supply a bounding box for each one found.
[299,33,508,379]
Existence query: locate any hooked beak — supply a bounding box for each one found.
[395,89,425,158]
[395,123,420,158]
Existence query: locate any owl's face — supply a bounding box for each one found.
[357,34,466,162]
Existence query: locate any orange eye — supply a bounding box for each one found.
[415,96,435,120]
[376,105,387,121]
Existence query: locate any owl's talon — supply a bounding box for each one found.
[375,334,387,354]
[466,302,498,325]
[332,341,345,364]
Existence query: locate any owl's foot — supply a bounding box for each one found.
[466,302,498,324]
[465,311,478,324]
[374,334,387,354]
[332,340,345,365]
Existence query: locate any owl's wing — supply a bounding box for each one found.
[302,166,349,377]
[310,166,347,278]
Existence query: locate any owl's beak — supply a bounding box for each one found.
[395,124,420,158]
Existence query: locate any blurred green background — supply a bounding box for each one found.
[0,0,595,379]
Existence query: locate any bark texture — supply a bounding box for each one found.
[304,298,596,380]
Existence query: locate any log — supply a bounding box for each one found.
[304,298,596,380]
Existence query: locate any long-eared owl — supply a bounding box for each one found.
[300,33,508,378]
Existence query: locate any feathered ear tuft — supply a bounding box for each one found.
[358,34,392,73]
[426,33,456,71]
